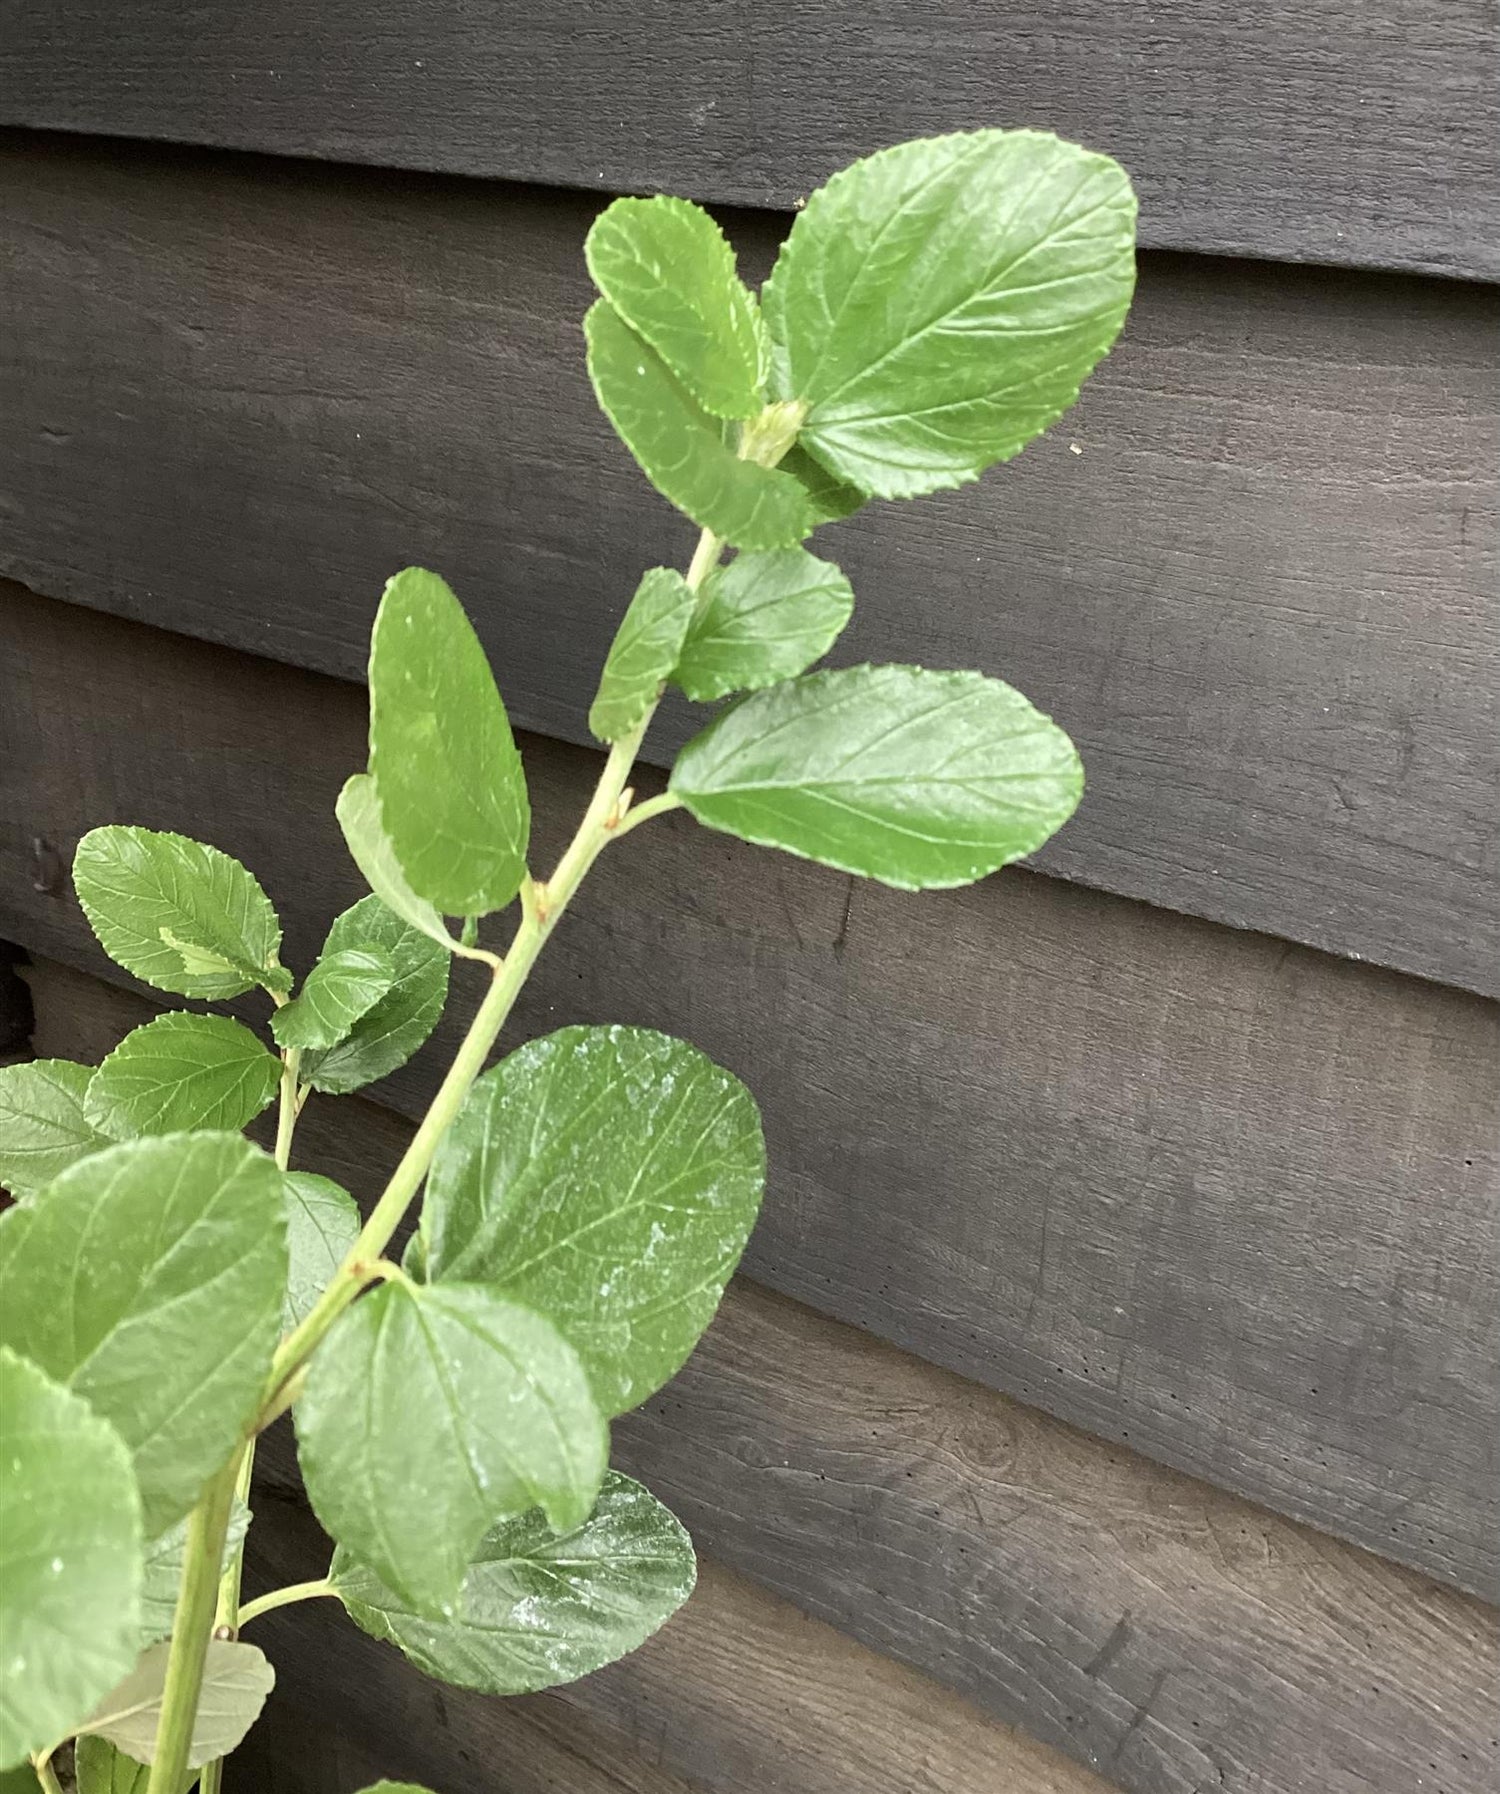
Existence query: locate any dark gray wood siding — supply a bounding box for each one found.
[237,1495,1113,1794]
[1,8,1496,1788]
[1,1,1496,277]
[3,137,1496,995]
[22,956,1500,1794]
[4,589,1496,1603]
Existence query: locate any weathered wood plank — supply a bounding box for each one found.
[0,2,1495,277]
[2,139,1494,994]
[28,958,1499,1792]
[5,594,1495,1599]
[237,1489,1111,1794]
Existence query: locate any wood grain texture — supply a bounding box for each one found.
[0,1,1495,277]
[5,593,1495,1599]
[236,1487,1112,1794]
[27,957,1499,1792]
[2,139,1494,996]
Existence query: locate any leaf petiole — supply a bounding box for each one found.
[236,1578,336,1629]
[610,790,684,839]
[32,1755,64,1794]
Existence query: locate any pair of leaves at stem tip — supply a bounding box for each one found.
[584,196,826,550]
[586,130,1134,529]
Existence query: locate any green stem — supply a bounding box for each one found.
[199,1744,225,1794]
[611,789,683,839]
[141,533,726,1794]
[31,1756,63,1794]
[145,1448,245,1794]
[236,1577,336,1628]
[684,527,724,610]
[272,1048,301,1169]
[263,947,531,1385]
[262,525,724,1404]
[199,1042,303,1794]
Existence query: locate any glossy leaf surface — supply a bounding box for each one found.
[332,1472,695,1695]
[335,774,454,953]
[72,827,288,1000]
[368,568,531,917]
[588,567,696,743]
[585,299,812,550]
[586,195,764,418]
[0,1349,143,1768]
[671,664,1083,889]
[675,547,854,701]
[300,897,450,1096]
[763,129,1136,498]
[421,1026,764,1416]
[280,1173,361,1334]
[271,945,396,1053]
[84,1013,280,1140]
[297,1281,607,1615]
[0,1133,287,1533]
[0,1060,109,1200]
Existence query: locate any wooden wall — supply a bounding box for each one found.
[1,9,1496,1792]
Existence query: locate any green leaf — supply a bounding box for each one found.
[271,945,396,1053]
[588,567,697,743]
[83,1013,280,1141]
[0,1349,143,1768]
[281,1172,361,1335]
[0,1060,110,1200]
[0,1133,288,1534]
[675,547,854,702]
[763,129,1136,498]
[300,897,450,1097]
[0,1766,43,1792]
[779,441,866,525]
[332,1471,695,1696]
[671,663,1083,889]
[368,568,531,917]
[585,299,812,551]
[335,775,454,954]
[74,1738,148,1794]
[297,1280,607,1616]
[72,827,289,1000]
[585,195,764,419]
[352,1785,436,1794]
[421,1026,764,1417]
[138,1498,251,1647]
[78,1639,274,1768]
